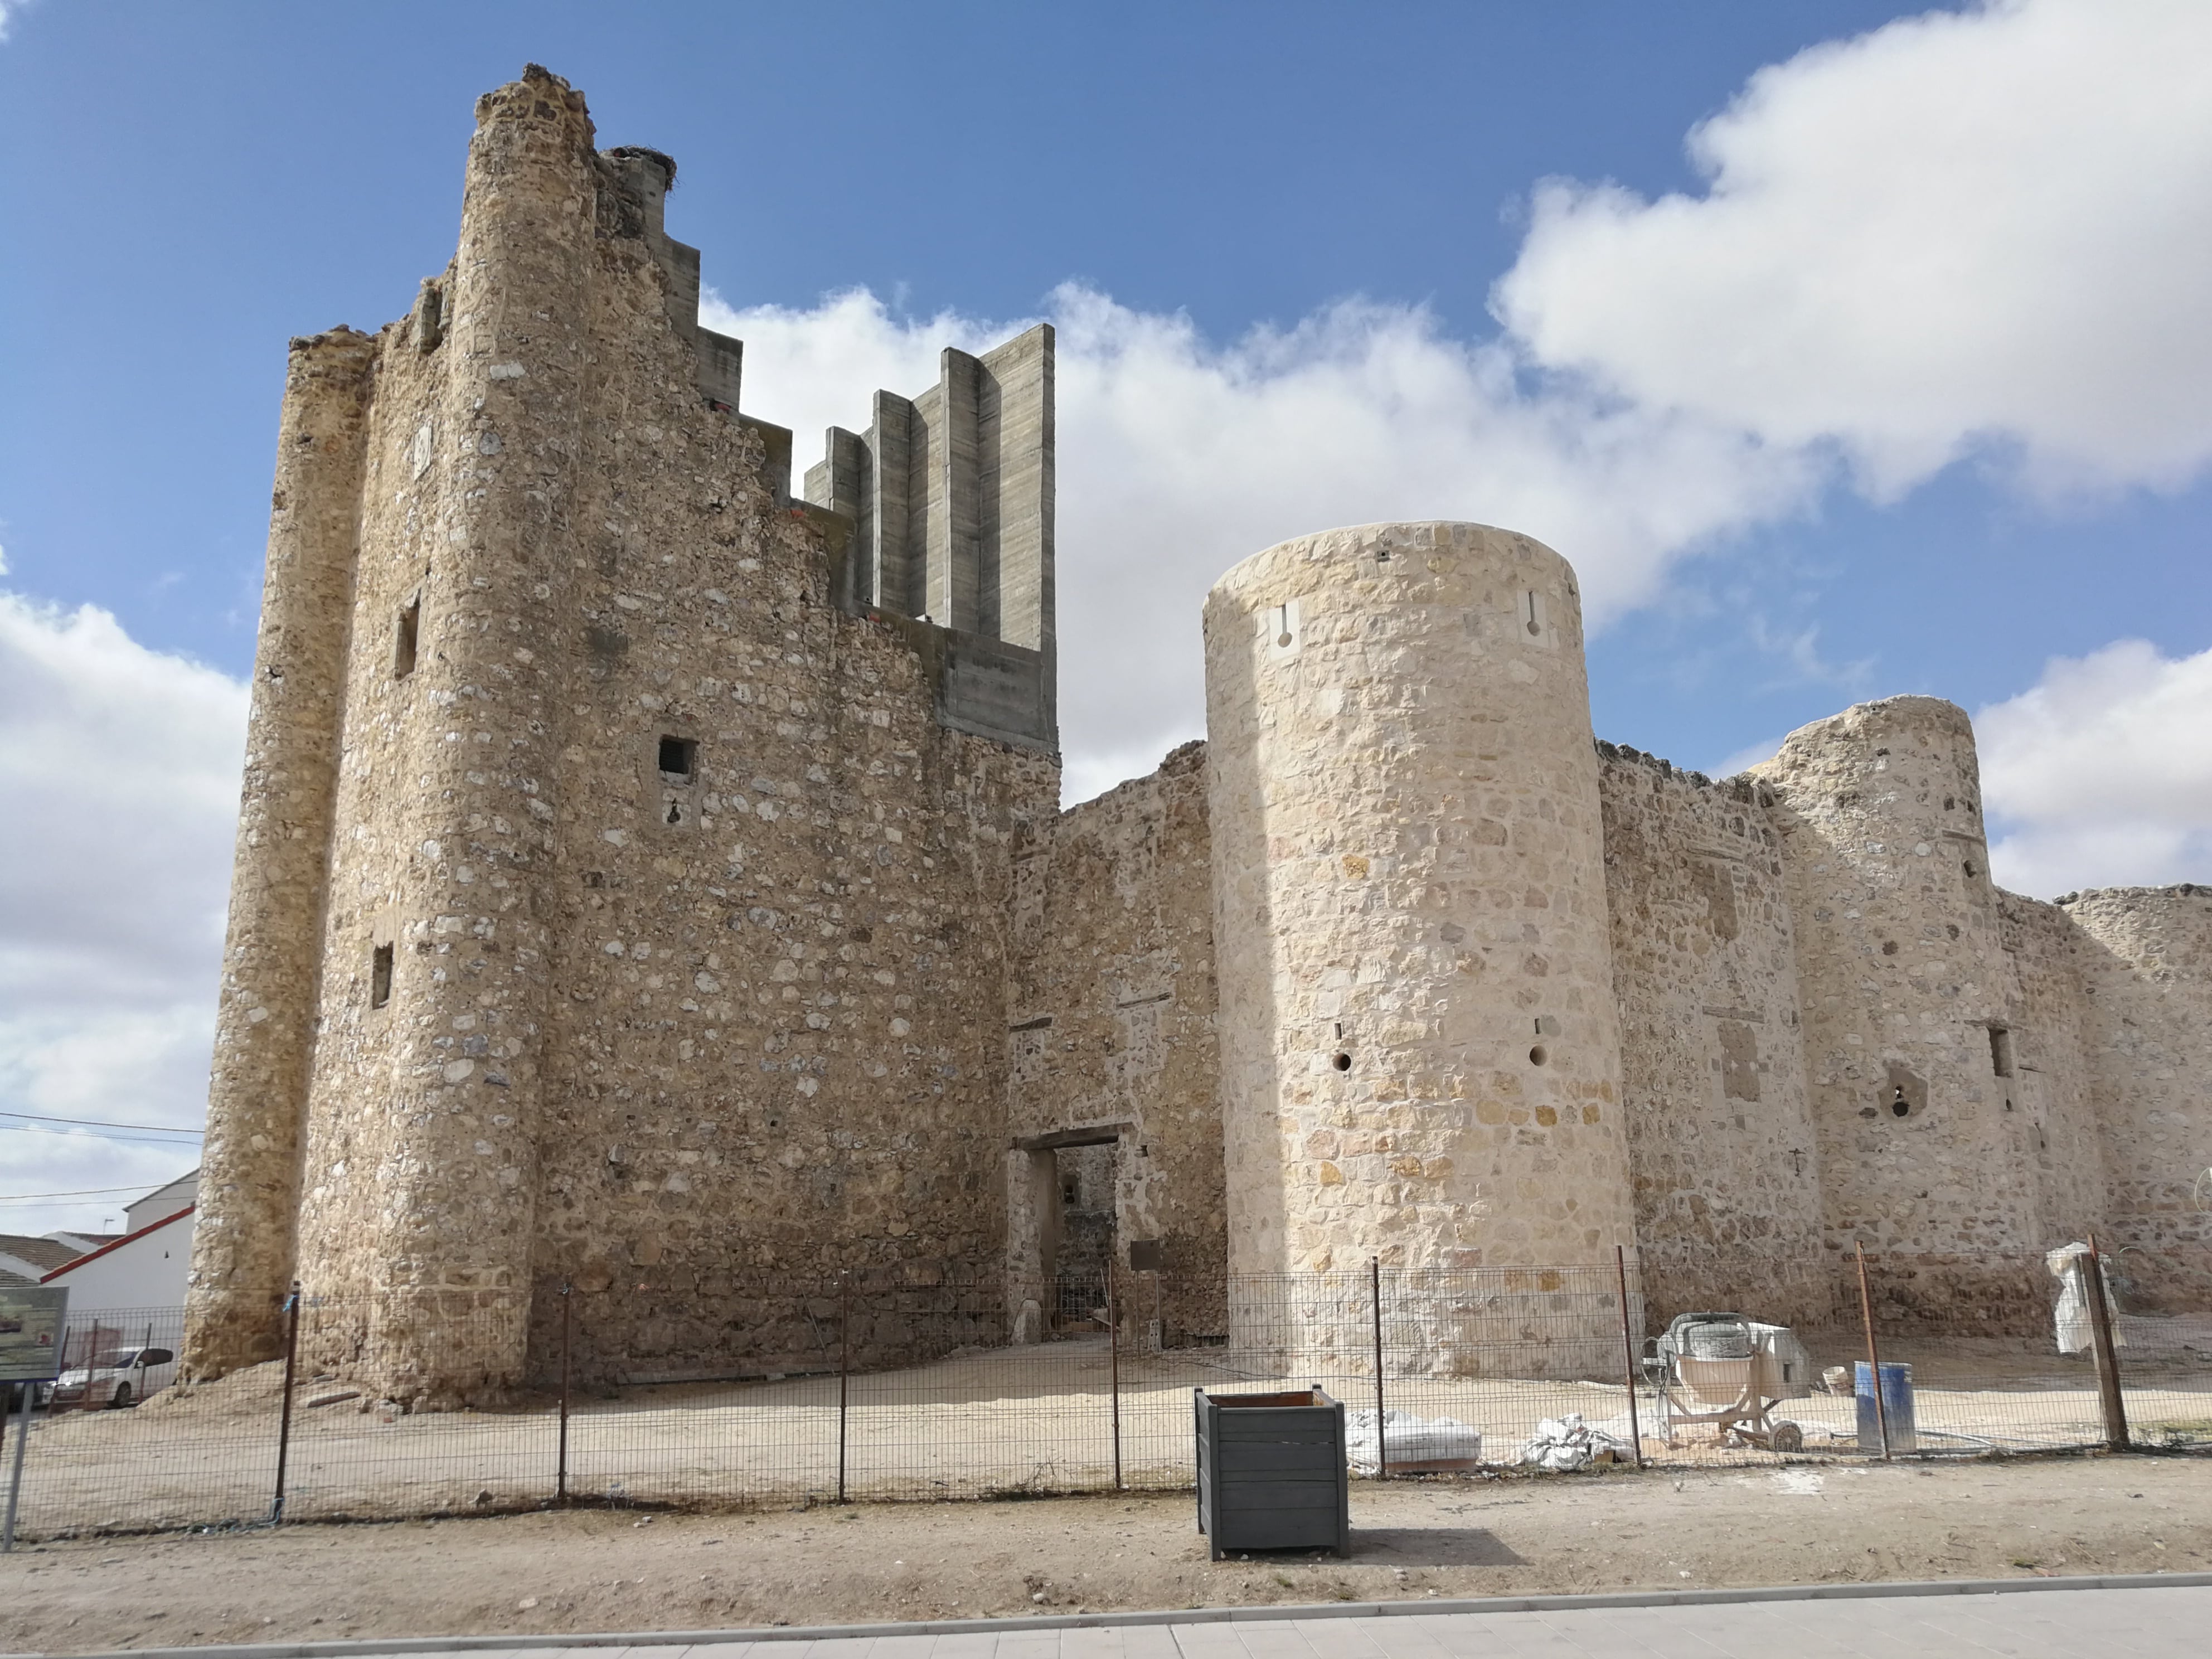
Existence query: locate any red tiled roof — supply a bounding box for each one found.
[41,1206,195,1282]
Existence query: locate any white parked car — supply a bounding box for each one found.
[48,1344,177,1409]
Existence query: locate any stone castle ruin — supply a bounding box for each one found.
[182,68,2212,1401]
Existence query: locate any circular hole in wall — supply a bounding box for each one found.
[1529,1045,1548,1066]
[1277,631,1294,648]
[1331,1051,1352,1072]
[1881,940,1899,956]
[1889,1091,1912,1118]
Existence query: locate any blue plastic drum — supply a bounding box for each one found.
[1855,1360,1916,1453]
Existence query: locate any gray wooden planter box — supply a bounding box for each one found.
[1193,1387,1351,1560]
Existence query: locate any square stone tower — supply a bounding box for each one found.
[184,67,1060,1402]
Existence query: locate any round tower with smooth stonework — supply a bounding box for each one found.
[1204,522,1634,1371]
[1759,697,2049,1260]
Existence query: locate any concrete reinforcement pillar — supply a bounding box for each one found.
[183,328,378,1379]
[1204,522,1634,1376]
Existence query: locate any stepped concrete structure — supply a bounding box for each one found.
[185,67,2212,1401]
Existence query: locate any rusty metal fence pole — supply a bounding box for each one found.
[1615,1245,1643,1470]
[1370,1257,1386,1479]
[556,1281,573,1503]
[2084,1235,2131,1451]
[1854,1243,1891,1462]
[1108,1264,1123,1491]
[836,1273,850,1504]
[268,1283,302,1521]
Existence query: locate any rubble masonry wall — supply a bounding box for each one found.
[2066,885,2212,1306]
[1595,751,1830,1330]
[1005,739,1225,1342]
[207,69,1060,1402]
[184,328,379,1377]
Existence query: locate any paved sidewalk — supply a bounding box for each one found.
[512,1585,2210,1659]
[506,1592,2212,1659]
[26,1582,2212,1659]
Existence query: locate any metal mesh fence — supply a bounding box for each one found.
[4,1244,2206,1543]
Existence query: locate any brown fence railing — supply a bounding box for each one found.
[3,1242,2206,1542]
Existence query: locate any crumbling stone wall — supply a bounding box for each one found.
[1596,750,1828,1330]
[2065,885,2212,1306]
[1005,740,1225,1342]
[1994,893,2108,1247]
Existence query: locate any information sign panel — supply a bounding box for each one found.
[0,1286,69,1383]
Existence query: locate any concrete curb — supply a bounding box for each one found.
[20,1569,2212,1659]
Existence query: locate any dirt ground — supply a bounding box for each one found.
[12,1321,2208,1539]
[1,1451,2206,1654]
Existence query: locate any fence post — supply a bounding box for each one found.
[2084,1234,2131,1451]
[1370,1257,1386,1479]
[556,1281,572,1503]
[836,1272,850,1505]
[1853,1243,1891,1462]
[1615,1246,1643,1470]
[269,1283,302,1522]
[1108,1263,1123,1492]
[2,1379,35,1553]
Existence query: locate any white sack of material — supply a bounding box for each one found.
[1517,1411,1634,1472]
[2046,1242,2125,1355]
[1343,1406,1483,1474]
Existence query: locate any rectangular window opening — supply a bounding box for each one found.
[1989,1025,2015,1078]
[658,735,697,780]
[394,599,420,680]
[370,943,394,1010]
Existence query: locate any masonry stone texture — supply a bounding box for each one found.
[183,69,2212,1400]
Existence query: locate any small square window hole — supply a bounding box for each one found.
[1989,1025,2015,1078]
[658,735,697,780]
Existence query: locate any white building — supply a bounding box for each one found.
[42,1170,198,1319]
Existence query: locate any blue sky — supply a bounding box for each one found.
[3,0,2209,1233]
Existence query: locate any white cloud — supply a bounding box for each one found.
[1979,639,2212,896]
[713,284,1815,804]
[1495,0,2212,500]
[1711,735,1787,779]
[0,593,244,1233]
[716,3,2212,808]
[10,4,2209,1249]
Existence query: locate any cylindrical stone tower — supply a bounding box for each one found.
[287,66,593,1400]
[184,327,378,1379]
[1761,697,2037,1263]
[1204,521,1634,1374]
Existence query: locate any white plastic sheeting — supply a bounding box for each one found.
[1343,1407,1483,1474]
[1516,1411,1634,1471]
[2046,1242,2125,1355]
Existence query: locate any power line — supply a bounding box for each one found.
[0,1185,162,1203]
[1,1124,208,1147]
[0,1110,202,1135]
